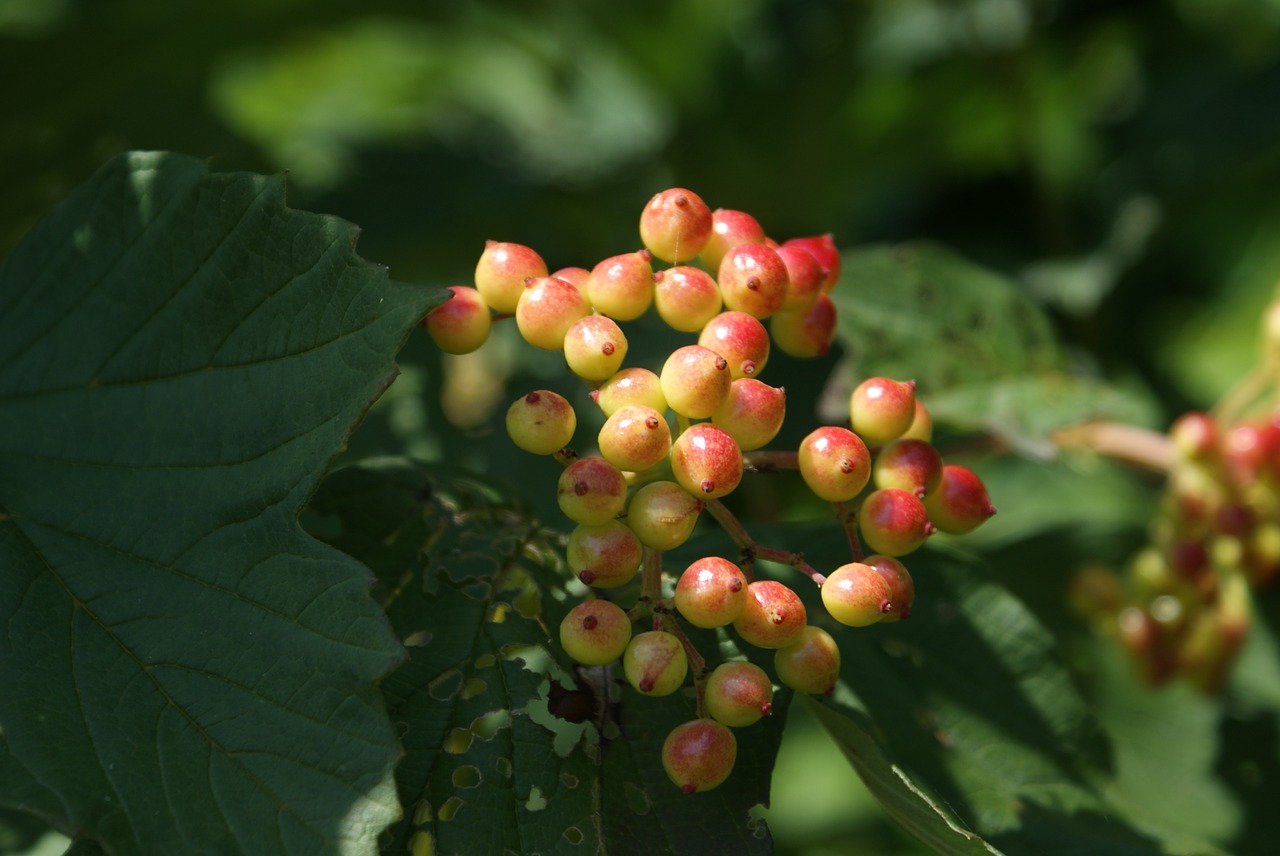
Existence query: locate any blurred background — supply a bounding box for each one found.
[4,1,1280,853]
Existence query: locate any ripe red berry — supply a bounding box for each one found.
[864,554,915,621]
[850,377,917,446]
[774,625,841,694]
[660,345,732,419]
[873,438,944,498]
[670,423,744,499]
[627,481,703,550]
[515,275,591,351]
[821,562,892,626]
[698,311,771,380]
[798,426,871,503]
[769,292,837,359]
[858,488,935,556]
[640,188,713,264]
[474,240,548,314]
[773,243,824,311]
[733,580,807,649]
[699,208,767,272]
[782,234,840,291]
[586,250,654,321]
[712,378,786,451]
[923,465,996,535]
[560,600,632,666]
[705,661,774,726]
[717,243,790,319]
[557,456,628,526]
[597,405,671,472]
[506,390,576,455]
[422,285,492,355]
[652,266,723,333]
[674,556,748,628]
[662,719,737,793]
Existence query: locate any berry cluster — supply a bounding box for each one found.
[422,188,995,792]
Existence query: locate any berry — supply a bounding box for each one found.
[822,561,892,626]
[864,554,915,621]
[474,240,548,314]
[798,426,871,503]
[769,293,837,358]
[1170,411,1217,460]
[923,465,996,535]
[563,315,628,381]
[627,481,703,550]
[873,438,944,498]
[567,520,643,588]
[858,488,934,556]
[597,404,671,472]
[557,456,628,525]
[552,267,591,299]
[699,208,767,272]
[560,600,632,666]
[593,367,667,417]
[705,661,774,726]
[422,286,492,355]
[712,379,786,452]
[781,234,840,291]
[698,311,770,380]
[674,556,748,628]
[652,266,723,333]
[901,399,933,442]
[773,244,824,311]
[670,423,744,499]
[623,631,688,696]
[586,250,654,321]
[774,625,841,694]
[506,390,576,455]
[640,188,713,264]
[717,243,790,319]
[849,377,917,446]
[662,719,737,793]
[660,345,732,419]
[733,580,807,649]
[515,275,592,351]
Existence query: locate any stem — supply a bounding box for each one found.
[659,613,709,717]
[704,499,825,586]
[642,547,664,631]
[553,448,579,468]
[835,501,863,564]
[742,450,799,473]
[1051,421,1175,474]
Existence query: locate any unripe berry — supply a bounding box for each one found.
[623,631,688,696]
[705,661,774,726]
[662,719,737,794]
[660,345,732,419]
[422,286,492,355]
[586,250,654,321]
[712,378,786,451]
[850,377,917,446]
[515,275,591,350]
[717,243,790,319]
[557,456,628,525]
[670,423,744,499]
[858,488,934,556]
[567,520,643,588]
[773,244,824,311]
[699,208,767,272]
[798,426,871,503]
[923,465,996,535]
[563,315,628,381]
[774,625,841,694]
[873,438,944,498]
[698,311,770,380]
[733,580,806,649]
[598,405,671,472]
[640,188,713,264]
[627,481,703,550]
[821,562,892,626]
[782,234,840,291]
[551,266,590,297]
[864,555,915,621]
[593,367,667,417]
[769,293,837,358]
[1170,411,1218,460]
[901,399,933,442]
[560,599,632,666]
[506,390,576,455]
[474,240,548,314]
[674,556,748,628]
[653,266,723,333]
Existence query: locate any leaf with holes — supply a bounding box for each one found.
[0,151,444,855]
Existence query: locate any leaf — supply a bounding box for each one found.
[0,152,444,855]
[828,242,1158,456]
[305,458,786,856]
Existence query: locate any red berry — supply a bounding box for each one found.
[670,423,744,499]
[769,292,837,358]
[858,488,934,556]
[674,556,748,628]
[662,719,737,793]
[863,555,915,621]
[774,625,841,694]
[798,426,871,502]
[705,661,774,726]
[597,405,671,472]
[717,243,790,319]
[873,438,944,498]
[733,580,806,649]
[640,188,713,264]
[623,631,688,696]
[773,243,824,311]
[653,266,723,333]
[822,562,892,626]
[782,234,840,291]
[850,377,917,446]
[923,465,996,535]
[698,311,771,380]
[515,275,591,350]
[660,345,732,419]
[557,456,628,525]
[422,285,492,355]
[586,250,654,321]
[567,520,643,588]
[699,208,767,272]
[474,240,548,314]
[712,378,786,452]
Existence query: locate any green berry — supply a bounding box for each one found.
[586,250,654,321]
[506,390,576,455]
[567,520,643,588]
[592,367,667,417]
[626,481,703,550]
[660,345,731,419]
[560,600,632,666]
[623,631,688,696]
[557,456,627,525]
[563,315,628,381]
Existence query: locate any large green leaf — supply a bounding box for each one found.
[0,152,444,854]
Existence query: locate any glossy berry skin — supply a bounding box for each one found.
[586,250,654,321]
[662,719,737,793]
[560,599,632,666]
[698,311,770,380]
[822,562,892,626]
[733,580,807,649]
[474,240,548,314]
[557,456,628,525]
[699,208,767,272]
[782,234,840,291]
[773,243,824,311]
[674,556,748,628]
[506,390,576,455]
[774,625,841,694]
[864,555,915,621]
[858,488,935,556]
[901,400,933,442]
[640,188,713,264]
[627,481,703,550]
[798,426,871,503]
[670,423,744,499]
[623,631,688,696]
[653,266,723,333]
[567,520,643,588]
[552,266,591,298]
[712,379,785,452]
[923,465,996,534]
[770,293,837,358]
[515,276,591,350]
[849,377,917,446]
[705,661,774,726]
[717,243,790,319]
[873,438,944,498]
[563,315,628,381]
[592,367,667,417]
[597,405,671,472]
[422,286,492,355]
[660,345,731,419]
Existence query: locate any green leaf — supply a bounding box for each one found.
[0,152,444,854]
[830,243,1158,456]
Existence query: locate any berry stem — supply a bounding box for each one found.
[658,612,709,716]
[835,501,864,563]
[705,499,826,586]
[1051,421,1174,473]
[742,450,800,473]
[553,448,580,468]
[642,547,664,630]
